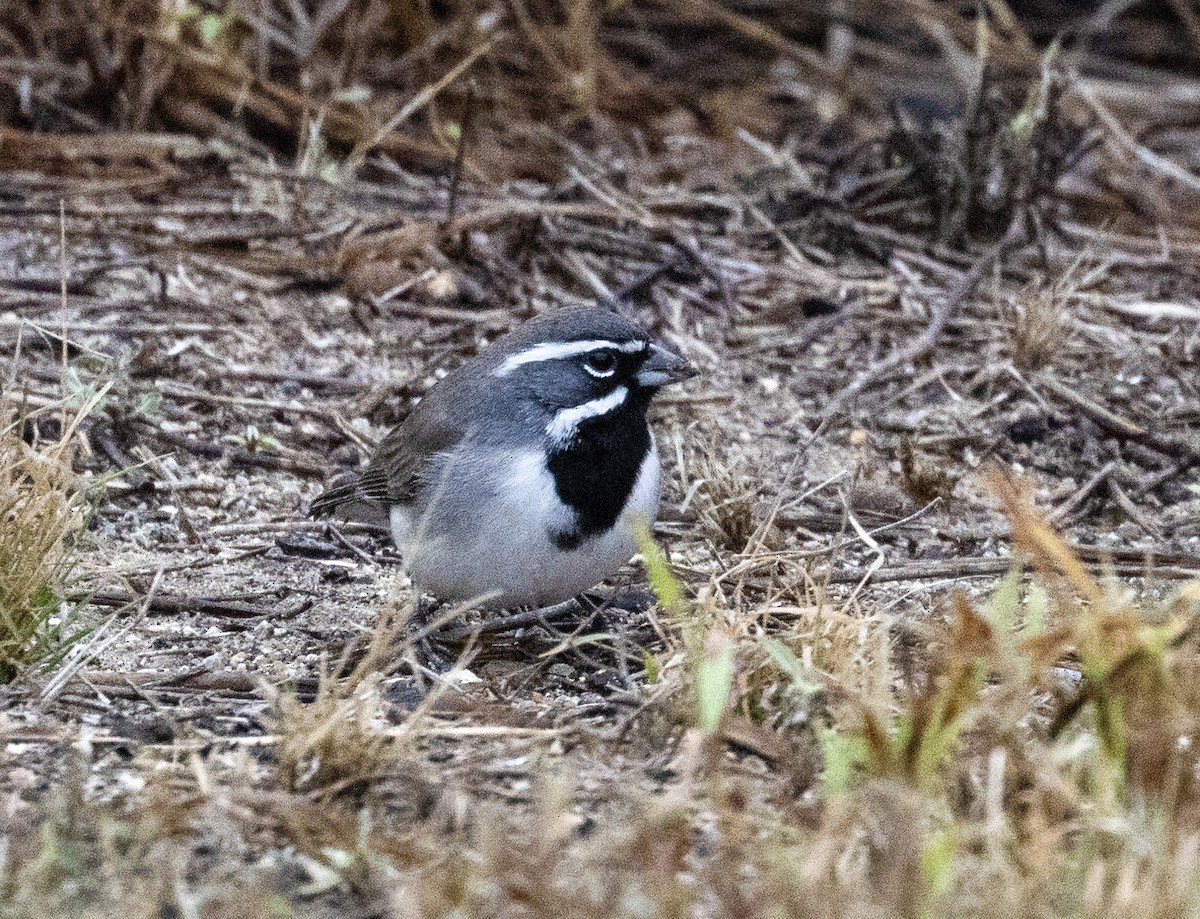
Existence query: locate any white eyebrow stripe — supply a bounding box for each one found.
[545,385,628,446]
[492,339,645,376]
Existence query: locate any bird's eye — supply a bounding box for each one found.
[583,349,618,377]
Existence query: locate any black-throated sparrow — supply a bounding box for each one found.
[311,307,694,607]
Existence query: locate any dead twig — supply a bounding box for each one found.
[819,553,1200,587]
[1037,374,1200,469]
[822,215,1029,421]
[437,598,587,642]
[1047,460,1117,524]
[83,590,314,620]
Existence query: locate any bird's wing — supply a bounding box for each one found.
[310,385,471,516]
[358,401,466,504]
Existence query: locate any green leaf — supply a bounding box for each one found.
[333,86,373,105]
[199,13,224,46]
[61,366,105,412]
[761,637,817,694]
[1025,583,1049,636]
[695,639,733,733]
[135,390,162,419]
[921,826,956,908]
[985,567,1021,635]
[641,649,660,685]
[820,727,867,798]
[224,424,281,452]
[633,516,683,615]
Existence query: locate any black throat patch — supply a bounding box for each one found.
[545,392,652,550]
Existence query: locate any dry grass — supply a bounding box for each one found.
[611,469,1200,919]
[678,438,779,556]
[1004,260,1094,371]
[274,659,396,798]
[271,601,413,799]
[0,393,91,683]
[9,490,1200,919]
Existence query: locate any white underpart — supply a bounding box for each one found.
[391,440,661,608]
[545,385,628,447]
[492,338,645,376]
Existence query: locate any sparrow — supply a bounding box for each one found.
[310,307,694,608]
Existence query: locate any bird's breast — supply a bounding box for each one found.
[544,406,653,540]
[390,438,660,607]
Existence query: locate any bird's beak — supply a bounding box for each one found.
[637,343,696,388]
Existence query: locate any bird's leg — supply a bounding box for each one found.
[410,595,453,673]
[530,595,623,677]
[531,596,584,633]
[432,597,589,642]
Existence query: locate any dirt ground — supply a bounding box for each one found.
[6,3,1200,916]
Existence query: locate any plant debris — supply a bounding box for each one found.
[5,2,1200,917]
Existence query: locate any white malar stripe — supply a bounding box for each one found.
[546,385,628,446]
[492,339,644,377]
